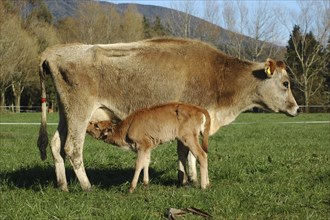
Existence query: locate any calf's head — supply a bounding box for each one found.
[86,121,112,139]
[100,126,116,144]
[255,59,300,116]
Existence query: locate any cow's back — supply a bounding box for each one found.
[93,39,222,118]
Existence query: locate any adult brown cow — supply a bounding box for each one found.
[37,38,300,191]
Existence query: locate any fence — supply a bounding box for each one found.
[297,105,330,113]
[0,106,42,113]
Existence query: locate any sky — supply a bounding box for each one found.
[105,0,300,16]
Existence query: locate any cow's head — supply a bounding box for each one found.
[254,59,300,116]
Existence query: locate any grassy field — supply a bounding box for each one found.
[0,112,329,219]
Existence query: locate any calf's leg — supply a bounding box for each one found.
[143,149,151,186]
[130,149,147,193]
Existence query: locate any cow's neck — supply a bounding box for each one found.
[209,63,262,135]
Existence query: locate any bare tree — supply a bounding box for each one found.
[57,2,144,44]
[167,0,197,38]
[57,1,122,44]
[0,11,38,112]
[220,1,281,61]
[120,5,144,42]
[0,4,14,109]
[26,18,59,53]
[244,1,281,61]
[196,0,221,44]
[105,5,122,43]
[73,1,110,44]
[220,1,247,59]
[277,0,329,48]
[204,0,220,24]
[11,30,38,113]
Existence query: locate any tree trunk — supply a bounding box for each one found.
[11,82,24,113]
[0,90,5,112]
[15,95,21,113]
[304,85,310,113]
[303,75,310,113]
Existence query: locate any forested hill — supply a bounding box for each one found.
[43,0,284,61]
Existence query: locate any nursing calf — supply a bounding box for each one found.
[87,120,112,140]
[89,102,211,192]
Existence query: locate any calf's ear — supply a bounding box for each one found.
[264,58,276,78]
[94,123,101,130]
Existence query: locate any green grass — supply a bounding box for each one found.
[0,113,329,219]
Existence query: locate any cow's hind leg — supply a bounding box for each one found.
[177,141,189,186]
[64,107,96,191]
[65,128,91,191]
[51,127,68,191]
[183,135,208,189]
[187,151,198,183]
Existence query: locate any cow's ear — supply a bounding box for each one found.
[276,61,286,70]
[264,58,276,78]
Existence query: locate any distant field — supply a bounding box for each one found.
[0,113,329,219]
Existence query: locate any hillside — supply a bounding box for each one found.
[43,0,285,60]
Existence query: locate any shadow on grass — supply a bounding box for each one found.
[0,165,175,191]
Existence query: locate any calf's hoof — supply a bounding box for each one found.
[129,186,135,193]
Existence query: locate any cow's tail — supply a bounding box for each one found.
[37,60,49,161]
[201,109,211,154]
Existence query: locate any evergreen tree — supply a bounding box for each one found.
[143,16,152,39]
[152,16,168,37]
[143,16,168,39]
[26,0,53,24]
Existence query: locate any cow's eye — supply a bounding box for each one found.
[283,81,289,88]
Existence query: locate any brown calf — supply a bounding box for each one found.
[89,102,211,192]
[86,121,112,140]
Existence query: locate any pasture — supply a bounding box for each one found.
[0,112,329,219]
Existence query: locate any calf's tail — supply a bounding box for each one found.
[201,109,211,153]
[37,60,49,161]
